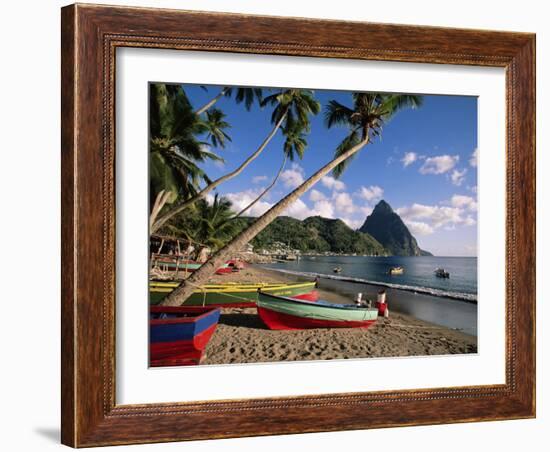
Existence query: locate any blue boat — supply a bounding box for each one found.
[150,306,221,367]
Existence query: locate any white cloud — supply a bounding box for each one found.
[469,148,478,167]
[280,163,305,189]
[282,198,313,220]
[311,199,335,218]
[450,168,468,186]
[309,189,327,202]
[360,206,373,217]
[321,175,346,191]
[356,185,384,202]
[419,155,459,175]
[333,192,355,215]
[450,194,478,211]
[224,189,273,217]
[341,217,363,230]
[396,203,475,230]
[252,175,268,184]
[401,152,418,167]
[405,220,435,236]
[463,216,477,226]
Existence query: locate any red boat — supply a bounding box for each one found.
[226,259,246,271]
[257,291,379,330]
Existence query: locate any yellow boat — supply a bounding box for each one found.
[388,266,404,275]
[149,280,318,306]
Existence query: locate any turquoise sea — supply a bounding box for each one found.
[264,255,477,302]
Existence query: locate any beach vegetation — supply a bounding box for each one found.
[151,88,320,233]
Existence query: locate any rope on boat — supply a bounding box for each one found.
[180,279,258,305]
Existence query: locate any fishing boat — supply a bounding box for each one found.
[434,268,450,278]
[149,306,221,367]
[225,259,245,271]
[388,266,404,275]
[151,255,235,275]
[257,291,379,330]
[149,280,319,306]
[152,257,201,271]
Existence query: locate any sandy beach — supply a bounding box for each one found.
[196,265,477,365]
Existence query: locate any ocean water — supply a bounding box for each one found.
[264,256,478,302]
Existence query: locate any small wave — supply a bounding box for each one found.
[264,267,478,303]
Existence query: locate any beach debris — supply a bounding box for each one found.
[355,292,372,308]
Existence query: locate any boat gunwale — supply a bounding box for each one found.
[150,281,317,294]
[258,290,378,313]
[149,306,221,326]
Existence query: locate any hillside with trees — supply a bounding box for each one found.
[243,216,387,255]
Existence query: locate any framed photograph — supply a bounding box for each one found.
[61,3,535,447]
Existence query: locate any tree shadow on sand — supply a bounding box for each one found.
[218,312,268,330]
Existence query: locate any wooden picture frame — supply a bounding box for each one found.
[61,3,535,447]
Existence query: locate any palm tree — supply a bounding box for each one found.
[192,195,241,254]
[195,87,264,115]
[158,195,241,261]
[149,83,226,228]
[151,88,320,233]
[159,92,422,306]
[230,121,309,219]
[203,108,232,148]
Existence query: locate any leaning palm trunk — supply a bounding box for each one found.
[151,112,288,234]
[231,155,287,220]
[149,190,174,230]
[195,87,229,115]
[159,137,369,306]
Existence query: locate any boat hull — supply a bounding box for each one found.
[257,307,376,330]
[257,292,378,330]
[149,281,318,306]
[151,258,233,275]
[149,306,220,366]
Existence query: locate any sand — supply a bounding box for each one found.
[197,265,477,365]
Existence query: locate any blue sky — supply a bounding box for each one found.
[177,84,478,257]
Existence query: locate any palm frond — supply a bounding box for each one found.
[332,130,361,178]
[324,100,354,128]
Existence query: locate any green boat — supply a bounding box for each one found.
[257,291,379,330]
[149,281,318,306]
[152,261,201,272]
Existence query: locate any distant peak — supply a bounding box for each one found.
[373,199,393,213]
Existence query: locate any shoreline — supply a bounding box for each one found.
[199,265,477,365]
[260,266,477,303]
[255,265,477,336]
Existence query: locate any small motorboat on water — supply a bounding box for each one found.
[388,266,404,275]
[333,267,342,273]
[434,268,450,278]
